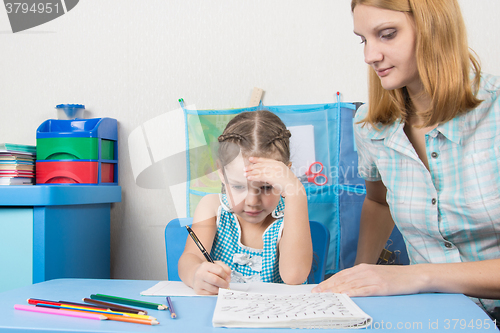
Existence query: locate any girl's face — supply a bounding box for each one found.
[353,4,421,94]
[219,154,281,225]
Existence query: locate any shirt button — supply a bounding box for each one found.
[431,152,438,158]
[432,198,437,205]
[444,242,453,248]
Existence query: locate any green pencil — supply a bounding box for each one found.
[90,294,167,311]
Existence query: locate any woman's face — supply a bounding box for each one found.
[353,4,421,94]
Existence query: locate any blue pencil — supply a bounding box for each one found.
[166,297,176,319]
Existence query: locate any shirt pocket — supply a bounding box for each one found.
[463,148,500,205]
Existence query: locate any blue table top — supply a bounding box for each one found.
[0,278,497,332]
[0,185,121,206]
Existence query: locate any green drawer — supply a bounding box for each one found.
[37,137,99,160]
[101,139,115,160]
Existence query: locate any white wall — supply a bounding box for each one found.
[1,1,499,280]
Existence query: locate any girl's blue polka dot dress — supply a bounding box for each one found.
[211,194,285,283]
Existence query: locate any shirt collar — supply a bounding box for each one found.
[436,116,462,145]
[364,119,403,140]
[365,115,463,145]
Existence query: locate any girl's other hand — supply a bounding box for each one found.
[192,261,232,295]
[244,157,303,197]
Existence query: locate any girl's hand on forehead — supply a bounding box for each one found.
[243,157,303,197]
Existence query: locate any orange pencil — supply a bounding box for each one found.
[103,313,159,325]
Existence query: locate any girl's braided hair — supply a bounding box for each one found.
[217,110,291,168]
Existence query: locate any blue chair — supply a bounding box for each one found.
[165,217,193,282]
[307,220,330,284]
[165,218,330,284]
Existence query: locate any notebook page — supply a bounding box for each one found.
[141,281,316,297]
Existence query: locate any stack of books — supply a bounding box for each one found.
[0,143,36,185]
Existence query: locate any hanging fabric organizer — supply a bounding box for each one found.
[181,100,408,275]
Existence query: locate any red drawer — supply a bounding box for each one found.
[36,161,98,184]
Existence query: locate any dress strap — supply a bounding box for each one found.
[219,194,232,213]
[271,196,285,219]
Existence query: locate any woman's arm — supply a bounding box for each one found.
[245,157,313,284]
[312,258,500,299]
[355,180,395,264]
[311,179,393,292]
[313,182,500,298]
[177,194,231,295]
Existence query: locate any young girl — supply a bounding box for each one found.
[314,0,500,321]
[178,110,313,295]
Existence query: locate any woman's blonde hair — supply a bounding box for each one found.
[351,0,482,127]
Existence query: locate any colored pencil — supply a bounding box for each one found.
[82,298,147,314]
[16,305,158,325]
[58,299,138,313]
[28,298,145,315]
[186,225,214,263]
[166,296,177,318]
[103,313,159,325]
[14,304,106,321]
[36,303,156,320]
[90,294,167,310]
[29,298,111,311]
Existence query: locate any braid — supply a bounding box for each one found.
[218,110,291,166]
[218,133,247,143]
[264,129,292,146]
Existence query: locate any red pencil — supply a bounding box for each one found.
[28,299,108,312]
[28,298,146,315]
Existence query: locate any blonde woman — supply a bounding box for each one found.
[313,0,500,321]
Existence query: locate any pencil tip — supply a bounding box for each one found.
[158,305,167,310]
[171,313,177,319]
[152,320,160,325]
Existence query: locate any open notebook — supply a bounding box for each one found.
[212,288,372,329]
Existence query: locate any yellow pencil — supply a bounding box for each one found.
[36,304,156,320]
[103,313,159,325]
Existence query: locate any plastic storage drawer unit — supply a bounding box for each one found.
[36,118,118,185]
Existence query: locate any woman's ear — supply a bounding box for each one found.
[287,162,292,169]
